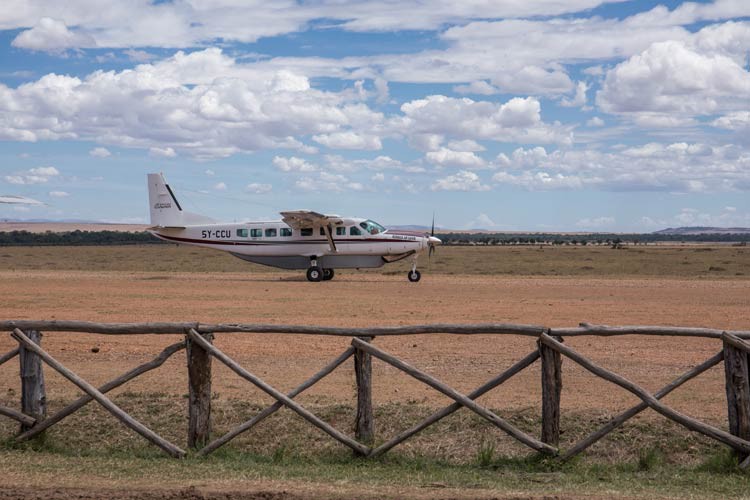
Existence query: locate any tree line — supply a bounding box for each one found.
[0,229,748,247]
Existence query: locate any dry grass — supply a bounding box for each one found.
[0,244,749,277]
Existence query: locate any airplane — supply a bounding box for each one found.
[147,173,441,282]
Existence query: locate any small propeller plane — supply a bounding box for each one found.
[147,173,440,282]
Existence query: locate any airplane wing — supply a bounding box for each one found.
[280,210,344,252]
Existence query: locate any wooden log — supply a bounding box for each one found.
[539,333,562,446]
[3,320,750,339]
[12,329,185,458]
[0,347,19,367]
[552,324,750,339]
[539,333,750,455]
[186,331,213,449]
[562,351,724,460]
[186,329,369,456]
[723,332,750,354]
[0,320,549,337]
[723,333,750,462]
[371,349,540,458]
[16,341,185,442]
[354,336,374,448]
[0,405,36,427]
[19,330,46,433]
[200,347,355,456]
[351,338,557,456]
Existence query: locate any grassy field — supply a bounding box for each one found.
[0,243,749,277]
[1,395,750,499]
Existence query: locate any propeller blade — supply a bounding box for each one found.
[431,212,435,237]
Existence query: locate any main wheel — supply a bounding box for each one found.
[322,268,335,281]
[306,266,322,282]
[407,270,421,282]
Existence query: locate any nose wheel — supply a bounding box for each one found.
[407,269,421,282]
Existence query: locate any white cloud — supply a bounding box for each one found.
[213,182,227,191]
[576,216,616,229]
[559,81,588,108]
[246,183,272,194]
[425,148,486,169]
[491,142,750,192]
[467,213,497,229]
[397,95,572,146]
[149,147,177,158]
[431,170,489,191]
[12,17,95,53]
[123,49,156,62]
[4,166,60,185]
[204,169,215,176]
[453,81,499,95]
[711,111,750,130]
[371,173,385,182]
[295,172,364,192]
[273,156,317,172]
[312,131,382,150]
[48,190,69,197]
[586,117,605,127]
[89,147,111,158]
[597,38,750,121]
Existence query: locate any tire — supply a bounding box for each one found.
[407,270,421,282]
[306,266,322,282]
[322,268,335,281]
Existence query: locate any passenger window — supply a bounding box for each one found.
[265,228,277,237]
[350,226,362,236]
[336,227,346,236]
[301,228,313,236]
[237,229,248,238]
[280,228,292,237]
[250,229,263,238]
[320,228,326,236]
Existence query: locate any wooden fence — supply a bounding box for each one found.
[1,320,749,468]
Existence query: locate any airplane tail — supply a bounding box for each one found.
[147,173,217,228]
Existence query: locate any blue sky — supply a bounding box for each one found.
[0,0,749,231]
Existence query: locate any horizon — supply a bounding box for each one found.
[0,1,749,231]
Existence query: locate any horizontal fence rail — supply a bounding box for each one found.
[1,320,750,469]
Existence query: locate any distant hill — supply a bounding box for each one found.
[654,227,750,235]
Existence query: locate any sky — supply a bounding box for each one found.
[0,0,749,232]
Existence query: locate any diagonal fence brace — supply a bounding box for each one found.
[539,333,750,455]
[199,346,356,456]
[562,350,724,460]
[11,329,186,458]
[0,347,18,367]
[0,405,35,427]
[15,341,186,442]
[351,337,557,456]
[371,349,541,457]
[186,329,370,456]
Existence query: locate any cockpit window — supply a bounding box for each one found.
[349,226,362,236]
[359,220,386,235]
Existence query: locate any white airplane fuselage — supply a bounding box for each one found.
[147,173,440,281]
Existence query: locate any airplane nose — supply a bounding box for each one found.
[429,236,441,245]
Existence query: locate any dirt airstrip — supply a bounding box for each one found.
[1,270,748,418]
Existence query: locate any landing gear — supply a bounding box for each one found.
[322,268,335,281]
[407,258,421,282]
[306,266,322,282]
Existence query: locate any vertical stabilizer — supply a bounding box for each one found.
[147,173,216,227]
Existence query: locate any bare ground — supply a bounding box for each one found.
[1,268,749,499]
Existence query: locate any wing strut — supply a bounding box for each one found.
[323,224,337,253]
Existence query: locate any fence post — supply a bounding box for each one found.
[723,337,750,462]
[539,332,562,447]
[186,331,213,449]
[19,330,46,433]
[354,336,374,451]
